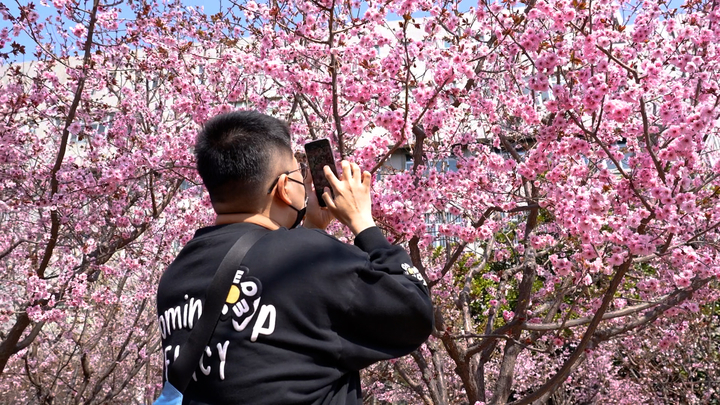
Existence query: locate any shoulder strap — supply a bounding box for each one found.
[167,227,270,393]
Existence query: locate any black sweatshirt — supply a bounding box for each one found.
[156,223,434,404]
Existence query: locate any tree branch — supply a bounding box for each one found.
[509,257,635,405]
[593,276,714,342]
[394,361,434,405]
[522,292,675,331]
[639,98,666,184]
[38,0,101,279]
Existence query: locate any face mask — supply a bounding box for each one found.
[289,204,307,229]
[287,181,307,229]
[273,167,307,229]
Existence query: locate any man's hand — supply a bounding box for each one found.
[303,166,334,230]
[322,160,376,236]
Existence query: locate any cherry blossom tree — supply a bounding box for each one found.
[1,0,719,403]
[0,1,219,401]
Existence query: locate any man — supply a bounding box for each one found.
[156,110,433,404]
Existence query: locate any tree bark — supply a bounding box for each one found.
[0,312,30,375]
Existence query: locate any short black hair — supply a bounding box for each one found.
[195,110,293,211]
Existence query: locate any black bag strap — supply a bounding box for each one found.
[167,227,270,393]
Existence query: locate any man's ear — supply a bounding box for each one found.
[274,174,294,206]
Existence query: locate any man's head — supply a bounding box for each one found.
[195,111,299,215]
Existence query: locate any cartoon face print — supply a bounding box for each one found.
[402,262,427,286]
[221,266,264,332]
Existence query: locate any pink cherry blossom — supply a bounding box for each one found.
[2,0,719,404]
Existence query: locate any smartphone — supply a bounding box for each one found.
[304,139,338,207]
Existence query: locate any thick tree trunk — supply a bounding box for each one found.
[492,341,523,404]
[0,312,30,374]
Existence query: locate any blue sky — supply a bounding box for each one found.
[5,0,470,52]
[1,0,223,62]
[1,0,684,63]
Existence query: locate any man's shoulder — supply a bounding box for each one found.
[190,223,336,242]
[191,222,264,242]
[264,226,355,252]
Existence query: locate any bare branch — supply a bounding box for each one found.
[12,321,45,353]
[394,361,434,405]
[0,239,30,261]
[639,98,666,184]
[596,45,645,83]
[453,333,547,354]
[593,276,714,342]
[410,348,446,405]
[522,292,675,331]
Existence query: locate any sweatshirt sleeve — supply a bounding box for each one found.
[335,227,434,371]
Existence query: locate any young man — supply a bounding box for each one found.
[156,111,433,404]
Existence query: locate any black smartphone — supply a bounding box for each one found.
[304,139,337,207]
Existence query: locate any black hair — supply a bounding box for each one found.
[195,110,293,211]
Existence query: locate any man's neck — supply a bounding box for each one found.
[214,212,281,230]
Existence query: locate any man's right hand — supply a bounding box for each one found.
[322,160,376,236]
